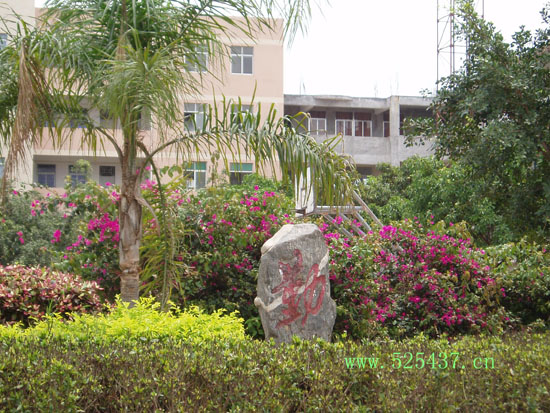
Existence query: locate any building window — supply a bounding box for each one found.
[0,34,7,50]
[308,111,326,137]
[229,162,253,185]
[231,46,253,74]
[336,112,372,137]
[99,165,116,186]
[354,113,372,137]
[68,164,87,187]
[184,103,207,132]
[185,162,207,189]
[335,112,353,136]
[383,121,390,137]
[185,46,208,72]
[37,164,56,187]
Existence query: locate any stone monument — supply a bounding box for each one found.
[254,224,336,344]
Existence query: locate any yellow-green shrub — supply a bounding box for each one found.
[0,297,245,344]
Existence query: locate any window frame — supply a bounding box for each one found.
[99,165,116,186]
[68,164,88,187]
[231,46,253,75]
[184,161,207,189]
[335,112,372,137]
[184,103,207,132]
[185,46,209,73]
[36,164,56,187]
[231,104,254,126]
[308,111,327,137]
[229,162,253,185]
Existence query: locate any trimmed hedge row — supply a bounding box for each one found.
[1,331,549,412]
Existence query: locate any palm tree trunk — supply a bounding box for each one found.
[119,169,142,304]
[116,0,141,304]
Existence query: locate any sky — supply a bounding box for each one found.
[284,0,549,97]
[35,0,550,98]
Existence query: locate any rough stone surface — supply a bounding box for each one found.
[254,224,336,344]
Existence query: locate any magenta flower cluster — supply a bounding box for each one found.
[323,217,511,337]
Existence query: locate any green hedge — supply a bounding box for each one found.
[1,330,549,411]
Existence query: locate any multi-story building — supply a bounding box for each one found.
[0,0,284,190]
[284,94,433,179]
[1,1,433,191]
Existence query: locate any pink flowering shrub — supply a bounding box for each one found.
[0,264,102,326]
[324,218,514,339]
[52,181,121,298]
[1,176,546,339]
[0,189,72,267]
[0,182,120,299]
[139,175,295,337]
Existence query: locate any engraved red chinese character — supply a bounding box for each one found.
[272,249,326,328]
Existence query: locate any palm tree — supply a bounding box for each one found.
[0,0,354,303]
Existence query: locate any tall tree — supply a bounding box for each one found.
[406,1,550,239]
[0,0,354,303]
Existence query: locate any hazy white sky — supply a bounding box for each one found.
[35,0,549,98]
[284,0,549,97]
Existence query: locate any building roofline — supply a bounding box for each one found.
[284,94,432,109]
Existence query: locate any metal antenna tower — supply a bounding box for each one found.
[437,0,484,88]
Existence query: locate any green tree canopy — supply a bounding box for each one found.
[406,1,550,240]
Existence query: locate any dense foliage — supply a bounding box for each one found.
[0,264,102,325]
[1,311,549,412]
[1,297,244,344]
[52,180,121,297]
[357,157,514,245]
[0,178,548,340]
[0,188,74,267]
[175,182,293,334]
[324,216,516,339]
[0,179,121,298]
[406,3,550,240]
[483,240,550,325]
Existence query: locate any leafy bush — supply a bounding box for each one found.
[2,175,546,343]
[0,329,549,412]
[47,180,121,298]
[0,264,102,325]
[357,157,516,245]
[1,297,244,345]
[483,240,550,325]
[0,181,120,298]
[325,217,513,339]
[0,188,72,267]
